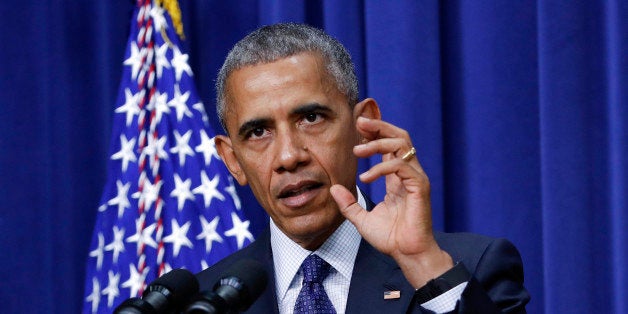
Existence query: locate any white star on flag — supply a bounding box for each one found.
[197,215,223,253]
[200,260,209,271]
[85,278,101,314]
[162,263,173,275]
[225,176,242,210]
[123,42,143,79]
[193,102,210,125]
[110,135,137,172]
[101,271,121,308]
[140,134,169,170]
[168,84,193,122]
[121,263,149,298]
[170,130,194,166]
[149,5,167,32]
[115,88,142,127]
[163,219,193,257]
[225,212,254,249]
[171,46,193,81]
[126,216,158,254]
[89,233,105,270]
[104,226,126,263]
[132,178,163,212]
[193,171,225,208]
[147,90,170,124]
[107,181,131,218]
[195,130,220,166]
[154,43,171,79]
[170,174,195,211]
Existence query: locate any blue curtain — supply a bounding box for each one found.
[1,1,626,313]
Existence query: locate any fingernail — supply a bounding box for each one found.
[359,171,369,180]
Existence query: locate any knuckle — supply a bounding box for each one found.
[400,130,410,139]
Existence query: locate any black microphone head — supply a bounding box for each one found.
[114,297,156,314]
[144,268,200,308]
[214,259,268,311]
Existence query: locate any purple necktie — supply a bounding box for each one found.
[294,254,337,314]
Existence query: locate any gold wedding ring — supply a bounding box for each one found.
[401,147,416,161]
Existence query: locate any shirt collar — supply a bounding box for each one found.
[270,187,367,302]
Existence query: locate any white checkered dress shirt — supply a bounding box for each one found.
[270,188,464,313]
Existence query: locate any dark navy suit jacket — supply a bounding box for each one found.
[196,201,529,313]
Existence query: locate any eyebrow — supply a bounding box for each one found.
[291,103,332,116]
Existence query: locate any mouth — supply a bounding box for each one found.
[277,181,324,208]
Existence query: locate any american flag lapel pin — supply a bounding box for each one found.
[384,290,401,300]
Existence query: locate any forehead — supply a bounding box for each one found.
[223,52,342,131]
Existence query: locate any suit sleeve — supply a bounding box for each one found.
[455,238,529,313]
[410,237,530,314]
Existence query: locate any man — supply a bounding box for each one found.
[197,23,529,313]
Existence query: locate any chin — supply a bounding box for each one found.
[281,211,333,232]
[299,212,343,235]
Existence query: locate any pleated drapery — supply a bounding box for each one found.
[1,1,626,313]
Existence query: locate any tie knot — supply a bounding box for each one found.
[300,254,331,283]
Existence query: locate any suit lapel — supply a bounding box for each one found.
[345,195,416,313]
[344,240,416,313]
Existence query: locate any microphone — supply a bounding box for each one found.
[115,268,200,314]
[185,259,268,314]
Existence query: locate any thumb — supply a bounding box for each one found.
[330,184,366,225]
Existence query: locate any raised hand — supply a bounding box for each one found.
[330,116,453,288]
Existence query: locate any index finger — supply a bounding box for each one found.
[356,117,411,142]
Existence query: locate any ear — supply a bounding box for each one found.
[215,135,248,186]
[352,98,381,144]
[353,98,381,120]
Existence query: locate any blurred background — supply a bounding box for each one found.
[0,1,626,313]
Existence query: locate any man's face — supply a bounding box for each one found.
[216,52,361,249]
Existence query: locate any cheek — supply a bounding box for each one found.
[238,154,272,194]
[308,126,359,183]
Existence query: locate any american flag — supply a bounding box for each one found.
[83,1,254,313]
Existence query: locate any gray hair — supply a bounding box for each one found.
[215,23,359,132]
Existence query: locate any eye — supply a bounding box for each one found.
[301,112,323,125]
[305,113,318,122]
[252,128,264,137]
[247,127,269,139]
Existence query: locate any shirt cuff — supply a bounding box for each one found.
[420,281,467,313]
[415,262,471,313]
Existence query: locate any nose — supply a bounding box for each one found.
[273,129,309,173]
